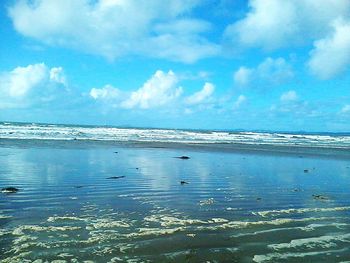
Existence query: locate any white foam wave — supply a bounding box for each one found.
[1,122,350,149]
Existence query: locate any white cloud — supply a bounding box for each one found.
[280,90,298,102]
[233,67,252,86]
[177,70,212,81]
[341,104,350,113]
[270,93,316,117]
[8,0,219,63]
[234,57,293,87]
[4,63,48,97]
[50,67,66,85]
[90,85,121,100]
[185,82,215,105]
[257,57,294,84]
[270,101,310,115]
[225,0,350,50]
[233,95,246,109]
[90,72,218,111]
[0,63,66,108]
[308,19,350,79]
[121,70,183,109]
[184,108,193,115]
[225,0,350,79]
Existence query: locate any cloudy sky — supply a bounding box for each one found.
[1,0,350,131]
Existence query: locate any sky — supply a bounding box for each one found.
[0,0,350,132]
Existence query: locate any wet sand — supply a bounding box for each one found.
[1,141,350,262]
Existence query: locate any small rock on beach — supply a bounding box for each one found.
[312,194,329,201]
[106,176,125,179]
[1,187,19,193]
[175,156,190,159]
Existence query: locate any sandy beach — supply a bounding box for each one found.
[1,139,350,262]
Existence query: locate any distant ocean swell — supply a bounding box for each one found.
[1,122,350,149]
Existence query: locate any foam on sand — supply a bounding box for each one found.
[12,225,81,236]
[268,233,350,250]
[253,248,348,262]
[144,214,207,227]
[1,208,348,262]
[253,206,350,217]
[47,216,87,222]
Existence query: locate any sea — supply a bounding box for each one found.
[1,122,350,149]
[1,122,350,262]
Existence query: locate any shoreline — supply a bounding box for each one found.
[1,138,350,159]
[1,136,350,262]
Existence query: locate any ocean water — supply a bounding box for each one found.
[1,123,350,262]
[1,122,350,149]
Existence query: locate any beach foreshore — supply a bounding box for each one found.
[1,138,350,159]
[1,138,350,262]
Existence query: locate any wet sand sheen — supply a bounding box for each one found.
[1,141,350,262]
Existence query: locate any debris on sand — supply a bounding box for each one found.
[312,194,329,201]
[199,198,214,206]
[106,176,125,179]
[175,156,190,160]
[1,187,19,193]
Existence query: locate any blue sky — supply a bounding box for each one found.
[1,0,350,131]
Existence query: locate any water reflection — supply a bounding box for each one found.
[1,144,350,262]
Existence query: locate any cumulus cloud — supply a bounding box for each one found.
[121,70,183,109]
[90,85,121,100]
[233,95,246,109]
[233,57,293,87]
[0,63,66,108]
[8,0,219,63]
[185,82,215,105]
[225,0,350,50]
[308,19,350,79]
[280,90,298,102]
[3,63,47,98]
[225,0,350,79]
[233,67,252,87]
[271,92,315,117]
[341,104,350,114]
[90,70,183,109]
[49,67,66,85]
[89,71,221,111]
[257,57,294,84]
